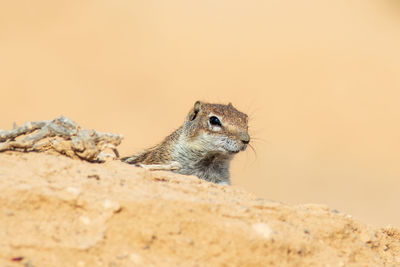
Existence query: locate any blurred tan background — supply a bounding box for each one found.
[1,0,399,227]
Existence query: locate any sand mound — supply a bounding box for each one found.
[0,152,399,266]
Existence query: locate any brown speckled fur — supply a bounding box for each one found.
[121,101,249,184]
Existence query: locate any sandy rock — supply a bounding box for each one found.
[0,152,399,266]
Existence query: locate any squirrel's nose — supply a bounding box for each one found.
[240,132,250,144]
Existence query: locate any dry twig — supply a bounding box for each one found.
[0,116,123,162]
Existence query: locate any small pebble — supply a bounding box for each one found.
[66,187,81,196]
[80,216,91,225]
[87,174,100,180]
[129,253,142,264]
[11,257,24,262]
[253,223,273,239]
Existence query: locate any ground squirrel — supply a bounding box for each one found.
[121,101,250,185]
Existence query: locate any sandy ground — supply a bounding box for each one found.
[0,151,399,266]
[1,0,400,229]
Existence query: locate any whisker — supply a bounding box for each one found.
[249,127,268,135]
[248,143,257,158]
[249,135,270,145]
[251,137,267,144]
[241,143,258,170]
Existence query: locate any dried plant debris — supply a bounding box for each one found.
[0,116,123,162]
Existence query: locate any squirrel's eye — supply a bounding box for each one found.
[209,116,221,126]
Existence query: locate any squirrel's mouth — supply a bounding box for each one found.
[218,137,247,154]
[218,147,239,154]
[230,144,247,153]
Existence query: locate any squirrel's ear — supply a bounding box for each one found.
[189,101,203,121]
[194,101,202,112]
[228,102,233,107]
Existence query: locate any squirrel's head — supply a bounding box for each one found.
[184,101,250,155]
